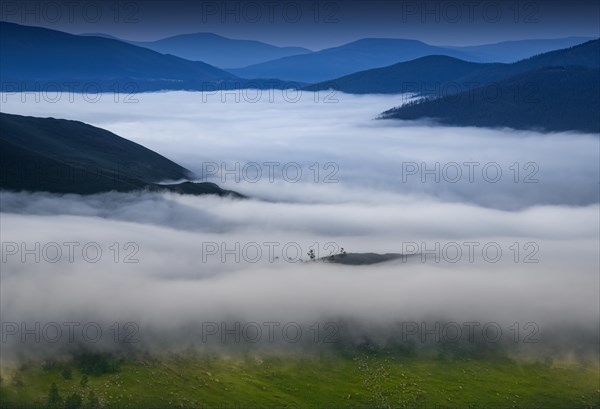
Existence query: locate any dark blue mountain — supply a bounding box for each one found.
[303,55,493,94]
[372,40,600,133]
[131,33,311,68]
[0,22,237,91]
[381,66,600,134]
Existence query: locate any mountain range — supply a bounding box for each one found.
[0,22,298,91]
[304,39,600,95]
[80,32,592,76]
[0,113,240,196]
[0,22,235,91]
[373,40,600,133]
[229,37,594,83]
[2,22,598,134]
[130,33,311,69]
[229,38,473,83]
[2,22,595,91]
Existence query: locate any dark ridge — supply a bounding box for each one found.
[0,112,242,197]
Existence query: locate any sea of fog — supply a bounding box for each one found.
[0,91,598,361]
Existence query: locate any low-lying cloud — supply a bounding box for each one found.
[2,90,599,209]
[0,91,598,362]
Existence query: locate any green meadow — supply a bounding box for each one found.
[1,349,598,409]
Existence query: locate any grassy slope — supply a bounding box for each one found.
[1,350,598,408]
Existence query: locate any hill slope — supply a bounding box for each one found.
[1,352,598,409]
[0,113,239,196]
[132,33,311,68]
[380,67,600,133]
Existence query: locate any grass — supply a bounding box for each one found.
[1,348,598,408]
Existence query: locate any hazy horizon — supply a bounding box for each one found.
[1,0,598,49]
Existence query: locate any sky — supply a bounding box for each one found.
[1,0,599,49]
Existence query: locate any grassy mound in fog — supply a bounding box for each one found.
[1,349,598,408]
[318,252,406,265]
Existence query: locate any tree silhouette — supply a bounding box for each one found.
[46,383,62,408]
[61,367,72,381]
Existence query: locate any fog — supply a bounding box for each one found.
[0,91,598,362]
[2,90,599,209]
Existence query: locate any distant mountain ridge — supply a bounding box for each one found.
[229,38,473,82]
[0,22,301,91]
[444,37,595,63]
[80,32,124,41]
[3,23,595,91]
[0,113,241,196]
[131,32,312,68]
[229,37,595,83]
[0,22,235,90]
